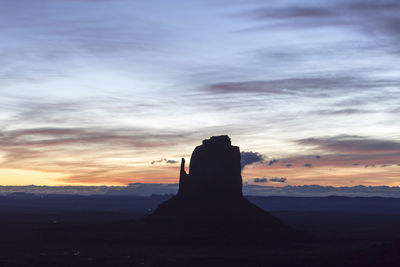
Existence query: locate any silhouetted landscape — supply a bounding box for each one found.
[3,0,400,264]
[3,195,400,265]
[1,136,400,266]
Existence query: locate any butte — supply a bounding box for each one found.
[144,135,307,244]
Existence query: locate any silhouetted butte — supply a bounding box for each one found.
[146,135,305,243]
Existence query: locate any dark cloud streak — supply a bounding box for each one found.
[253,178,267,183]
[298,135,400,154]
[0,127,186,148]
[268,159,279,166]
[151,158,179,165]
[269,177,287,183]
[236,1,400,42]
[241,151,265,170]
[204,77,399,96]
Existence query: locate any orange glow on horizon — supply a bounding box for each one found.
[0,160,399,187]
[0,168,68,186]
[242,164,400,187]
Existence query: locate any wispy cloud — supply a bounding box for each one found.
[0,0,399,187]
[263,135,400,169]
[203,77,399,102]
[268,159,279,166]
[315,108,375,116]
[236,1,400,44]
[241,151,265,170]
[269,177,287,183]
[298,135,400,154]
[0,127,185,148]
[151,158,179,165]
[253,177,267,183]
[0,126,192,184]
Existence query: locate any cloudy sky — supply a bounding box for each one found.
[0,0,399,186]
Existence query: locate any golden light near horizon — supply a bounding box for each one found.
[0,169,68,186]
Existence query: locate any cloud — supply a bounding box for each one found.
[270,135,400,170]
[0,0,398,188]
[6,98,162,125]
[316,109,374,116]
[246,7,334,20]
[151,158,179,165]
[241,151,265,170]
[297,135,400,154]
[151,159,165,165]
[0,127,186,149]
[0,0,170,55]
[0,126,193,184]
[390,107,400,114]
[259,135,400,173]
[205,77,370,96]
[236,1,400,42]
[203,77,400,104]
[268,159,279,166]
[0,0,177,90]
[269,177,287,183]
[253,178,267,183]
[253,177,287,184]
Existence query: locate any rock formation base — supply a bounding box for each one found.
[145,136,308,243]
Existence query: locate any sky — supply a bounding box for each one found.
[0,0,399,186]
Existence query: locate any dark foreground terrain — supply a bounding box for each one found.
[1,194,400,266]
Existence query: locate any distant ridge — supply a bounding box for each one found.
[3,184,400,198]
